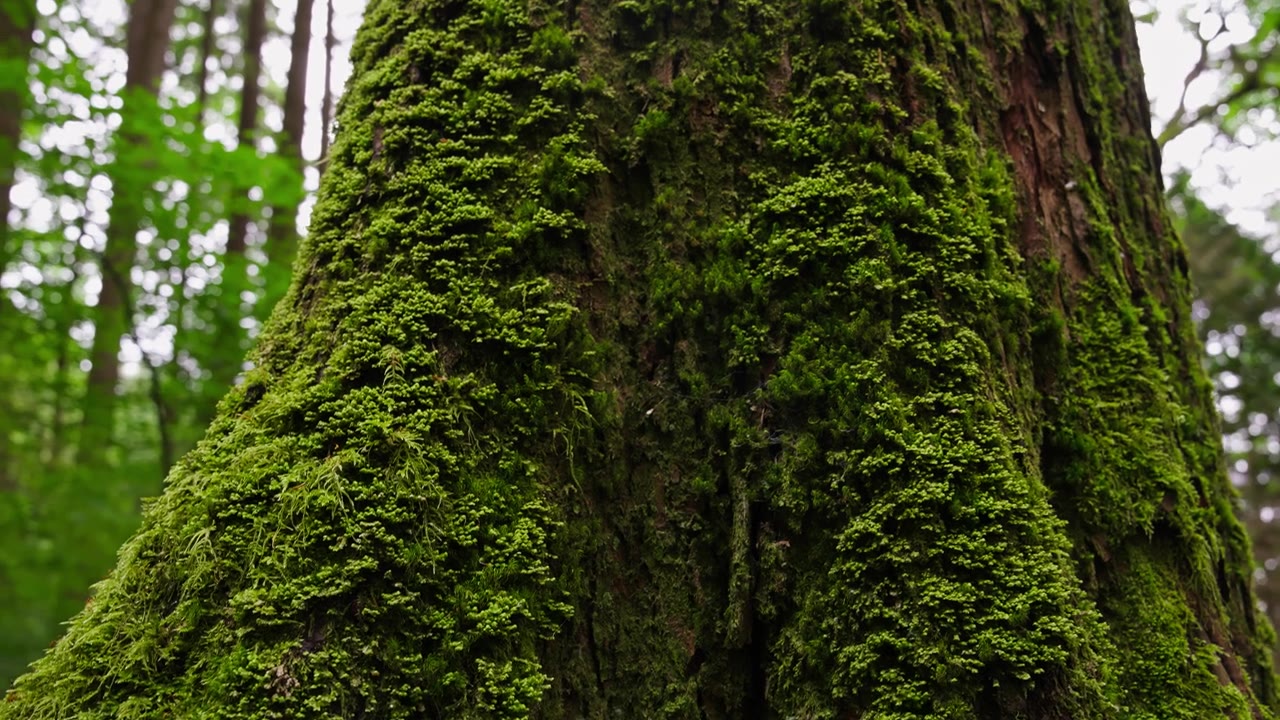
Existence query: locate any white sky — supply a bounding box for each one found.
[1136,0,1280,235]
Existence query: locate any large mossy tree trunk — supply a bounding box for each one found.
[5,0,1277,717]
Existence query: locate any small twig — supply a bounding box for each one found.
[1157,17,1278,148]
[1163,20,1218,144]
[1159,64,1265,148]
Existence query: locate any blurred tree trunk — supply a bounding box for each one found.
[318,0,334,165]
[193,0,219,119]
[224,0,266,261]
[0,0,36,492]
[0,0,36,275]
[9,0,1279,717]
[266,0,314,270]
[78,0,178,467]
[206,0,267,406]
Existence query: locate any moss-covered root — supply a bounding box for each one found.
[3,0,1276,718]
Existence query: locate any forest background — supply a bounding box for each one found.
[0,0,1276,688]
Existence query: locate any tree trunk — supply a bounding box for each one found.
[193,0,219,120]
[9,0,1278,717]
[318,0,335,165]
[266,0,314,270]
[224,0,266,261]
[0,0,36,274]
[0,0,35,493]
[206,0,268,405]
[78,0,178,466]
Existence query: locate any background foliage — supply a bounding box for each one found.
[0,0,341,683]
[1147,0,1280,640]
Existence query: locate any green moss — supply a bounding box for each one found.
[4,0,595,716]
[1099,548,1254,719]
[5,0,1275,717]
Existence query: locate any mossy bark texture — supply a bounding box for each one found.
[4,0,1276,717]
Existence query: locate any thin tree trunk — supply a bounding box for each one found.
[224,0,266,261]
[0,0,37,492]
[207,0,267,403]
[265,0,314,271]
[0,0,36,274]
[318,0,334,165]
[193,0,218,120]
[97,249,174,472]
[8,0,1278,717]
[78,0,178,467]
[165,0,218,445]
[46,215,88,468]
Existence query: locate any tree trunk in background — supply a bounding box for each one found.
[224,0,266,261]
[9,0,1278,717]
[206,0,267,406]
[0,0,36,492]
[318,0,334,165]
[78,0,178,467]
[0,0,36,275]
[266,0,313,271]
[193,0,218,120]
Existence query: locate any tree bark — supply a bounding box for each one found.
[78,0,178,466]
[10,0,1278,717]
